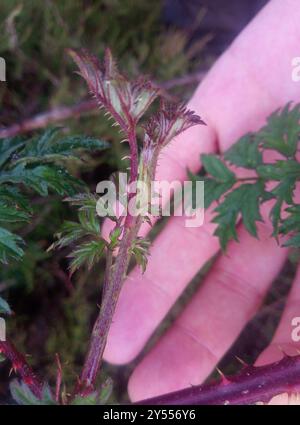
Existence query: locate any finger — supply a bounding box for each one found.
[256,265,300,366]
[105,0,300,367]
[104,208,220,364]
[126,219,288,401]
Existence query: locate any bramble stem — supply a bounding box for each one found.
[137,355,300,405]
[77,126,141,394]
[0,339,44,398]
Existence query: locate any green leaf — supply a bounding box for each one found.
[64,193,98,212]
[16,128,109,165]
[130,238,150,273]
[0,186,32,213]
[204,178,235,209]
[213,183,267,250]
[99,378,113,404]
[0,227,24,264]
[69,239,106,274]
[280,205,300,235]
[0,296,11,315]
[258,103,300,157]
[71,392,99,405]
[10,381,56,405]
[257,160,300,181]
[0,204,30,223]
[0,136,25,168]
[0,164,85,196]
[50,221,87,251]
[109,227,122,249]
[269,177,296,234]
[284,233,300,248]
[224,133,262,169]
[201,154,235,182]
[188,170,234,209]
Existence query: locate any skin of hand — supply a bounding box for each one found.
[102,0,300,402]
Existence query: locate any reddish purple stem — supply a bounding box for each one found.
[0,339,44,398]
[137,355,300,405]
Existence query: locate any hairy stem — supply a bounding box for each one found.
[0,339,44,398]
[137,355,300,405]
[78,219,141,393]
[77,127,141,394]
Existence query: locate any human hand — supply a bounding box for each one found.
[103,0,300,402]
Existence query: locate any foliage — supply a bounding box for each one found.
[190,103,300,250]
[0,128,108,264]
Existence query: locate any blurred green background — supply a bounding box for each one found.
[0,0,209,403]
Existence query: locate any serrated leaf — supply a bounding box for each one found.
[269,177,296,234]
[130,238,150,273]
[224,133,262,169]
[0,227,24,264]
[16,129,109,165]
[201,154,235,182]
[257,160,300,180]
[213,183,267,250]
[0,186,32,213]
[69,239,106,274]
[259,103,300,157]
[0,296,11,315]
[99,378,113,404]
[109,227,122,249]
[283,233,300,247]
[71,392,99,405]
[188,170,234,209]
[0,136,25,168]
[10,381,56,405]
[280,205,300,235]
[64,193,98,212]
[50,221,87,251]
[0,164,85,196]
[0,204,29,223]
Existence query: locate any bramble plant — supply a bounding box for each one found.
[1,49,300,405]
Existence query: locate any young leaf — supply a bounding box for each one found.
[68,48,159,131]
[130,238,150,273]
[144,102,204,149]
